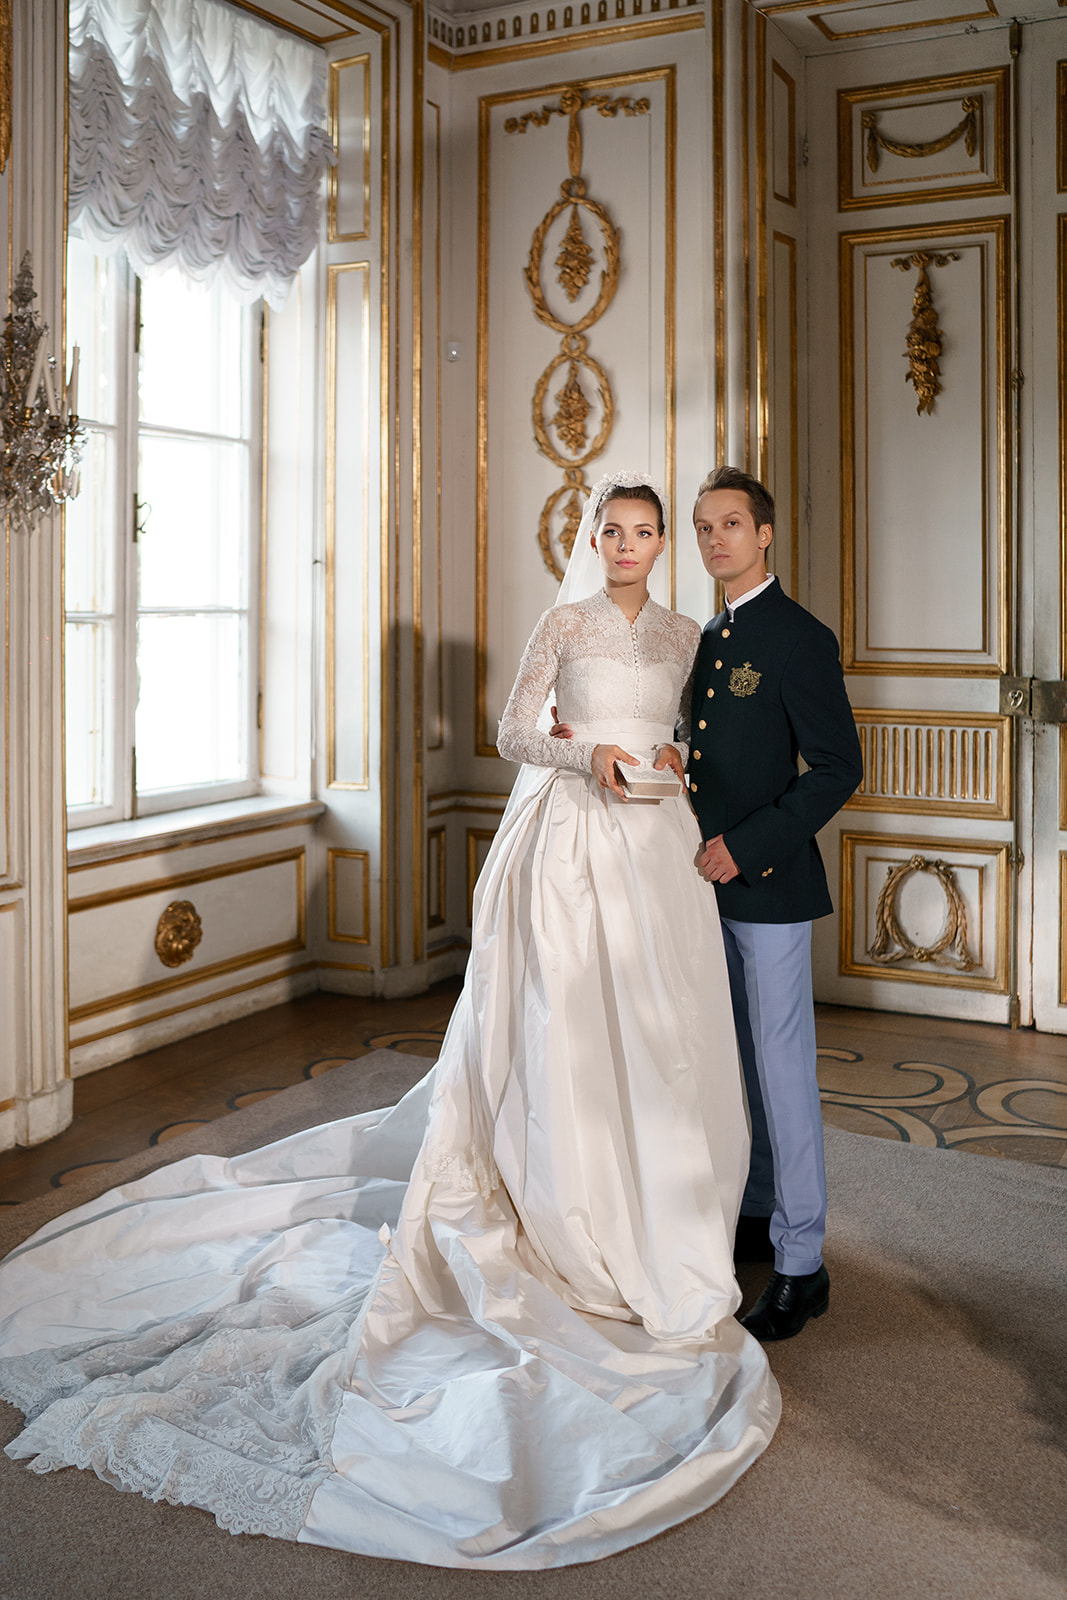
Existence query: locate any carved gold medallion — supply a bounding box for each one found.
[868,854,975,972]
[729,662,761,698]
[155,900,204,969]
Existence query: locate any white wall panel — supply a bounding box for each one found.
[68,848,307,1021]
[841,218,1007,673]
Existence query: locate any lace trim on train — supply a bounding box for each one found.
[0,1287,368,1537]
[424,1148,500,1199]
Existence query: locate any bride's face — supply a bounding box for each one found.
[591,498,665,590]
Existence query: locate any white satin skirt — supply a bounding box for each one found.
[0,747,780,1570]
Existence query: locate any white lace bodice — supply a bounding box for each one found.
[496,588,701,772]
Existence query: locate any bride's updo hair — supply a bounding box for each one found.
[596,481,665,534]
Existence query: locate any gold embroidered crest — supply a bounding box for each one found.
[729,661,761,698]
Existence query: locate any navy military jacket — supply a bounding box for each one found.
[687,578,863,924]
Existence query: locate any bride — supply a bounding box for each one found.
[0,472,779,1570]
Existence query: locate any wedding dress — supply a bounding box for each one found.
[0,587,779,1571]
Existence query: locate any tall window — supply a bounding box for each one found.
[65,233,259,825]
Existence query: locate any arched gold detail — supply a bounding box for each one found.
[890,250,959,415]
[863,97,979,174]
[508,84,644,577]
[154,900,204,969]
[868,854,976,971]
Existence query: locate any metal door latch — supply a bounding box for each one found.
[998,677,1067,722]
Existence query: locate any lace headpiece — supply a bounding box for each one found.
[554,470,671,609]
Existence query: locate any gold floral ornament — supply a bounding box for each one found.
[553,363,592,453]
[891,250,959,416]
[155,900,204,969]
[507,83,648,579]
[868,854,976,971]
[863,96,979,174]
[556,207,594,301]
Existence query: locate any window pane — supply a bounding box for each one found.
[65,620,112,808]
[66,234,119,427]
[135,613,245,793]
[138,271,245,437]
[137,435,247,610]
[65,428,115,616]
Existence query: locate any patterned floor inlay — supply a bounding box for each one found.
[0,990,1064,1204]
[816,1007,1067,1166]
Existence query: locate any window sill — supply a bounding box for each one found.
[67,796,326,870]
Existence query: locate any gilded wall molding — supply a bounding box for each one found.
[839,831,1010,993]
[837,69,1009,212]
[507,85,642,578]
[771,60,796,208]
[427,826,446,928]
[466,828,498,921]
[1058,62,1067,195]
[1059,214,1067,687]
[328,54,372,242]
[327,848,372,944]
[810,0,996,45]
[0,0,10,176]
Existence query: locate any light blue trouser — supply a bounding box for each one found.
[720,917,826,1277]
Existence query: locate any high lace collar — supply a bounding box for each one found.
[588,586,658,626]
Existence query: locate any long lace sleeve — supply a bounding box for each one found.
[496,610,598,773]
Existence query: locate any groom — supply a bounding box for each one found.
[683,465,862,1341]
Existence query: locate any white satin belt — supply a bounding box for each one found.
[566,718,675,746]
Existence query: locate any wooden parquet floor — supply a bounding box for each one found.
[1,987,1064,1204]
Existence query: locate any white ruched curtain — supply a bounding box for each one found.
[69,0,333,308]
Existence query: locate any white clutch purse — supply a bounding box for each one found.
[616,756,682,800]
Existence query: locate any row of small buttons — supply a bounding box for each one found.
[692,636,729,799]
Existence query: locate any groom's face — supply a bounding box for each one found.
[693,490,773,599]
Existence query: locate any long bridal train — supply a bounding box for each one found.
[0,588,780,1570]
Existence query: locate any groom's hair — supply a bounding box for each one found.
[694,466,775,532]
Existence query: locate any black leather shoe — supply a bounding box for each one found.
[739,1265,830,1342]
[733,1213,774,1264]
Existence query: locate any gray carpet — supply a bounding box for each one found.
[0,1049,1064,1600]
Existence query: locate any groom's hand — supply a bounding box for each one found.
[698,835,740,884]
[549,705,573,740]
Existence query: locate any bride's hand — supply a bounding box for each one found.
[653,745,684,781]
[591,744,637,799]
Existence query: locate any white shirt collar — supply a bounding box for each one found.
[726,573,776,621]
